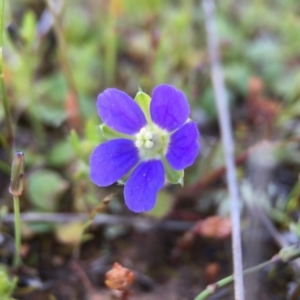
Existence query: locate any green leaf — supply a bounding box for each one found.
[135,91,151,123]
[48,140,74,166]
[34,101,66,126]
[162,158,184,186]
[55,223,83,245]
[27,170,68,212]
[34,75,67,126]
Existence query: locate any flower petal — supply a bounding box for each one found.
[150,84,190,132]
[166,122,200,170]
[90,139,139,187]
[124,160,164,212]
[97,88,147,135]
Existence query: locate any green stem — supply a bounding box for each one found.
[194,250,300,300]
[72,219,92,261]
[0,0,13,149]
[13,196,21,268]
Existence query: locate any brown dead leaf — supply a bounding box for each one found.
[172,216,231,259]
[193,216,232,239]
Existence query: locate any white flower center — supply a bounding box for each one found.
[135,125,170,160]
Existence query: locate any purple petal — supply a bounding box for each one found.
[150,84,190,132]
[124,160,164,212]
[166,122,200,170]
[90,139,139,187]
[97,88,147,135]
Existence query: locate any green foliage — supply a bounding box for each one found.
[27,170,68,212]
[2,4,300,293]
[47,140,74,167]
[0,265,17,300]
[1,3,300,300]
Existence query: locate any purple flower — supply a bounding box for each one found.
[89,84,200,212]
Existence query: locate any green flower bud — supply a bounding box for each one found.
[9,152,24,197]
[134,90,151,124]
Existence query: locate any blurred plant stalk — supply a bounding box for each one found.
[0,0,13,151]
[202,0,244,299]
[104,0,117,86]
[9,152,24,268]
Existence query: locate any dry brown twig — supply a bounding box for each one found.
[2,212,194,232]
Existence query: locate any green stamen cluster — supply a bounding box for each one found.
[135,125,169,160]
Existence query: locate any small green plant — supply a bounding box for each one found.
[0,265,17,300]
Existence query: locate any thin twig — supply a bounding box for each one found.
[194,260,272,300]
[251,206,300,269]
[254,207,289,248]
[71,261,94,291]
[194,247,300,300]
[202,1,244,299]
[2,212,194,232]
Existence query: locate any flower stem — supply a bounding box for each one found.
[194,248,300,300]
[0,0,13,149]
[13,196,21,268]
[10,152,24,268]
[72,199,110,261]
[194,261,271,300]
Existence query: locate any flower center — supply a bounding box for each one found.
[135,125,170,160]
